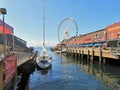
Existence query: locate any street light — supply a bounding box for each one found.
[0,8,7,82]
[0,8,7,60]
[0,8,7,14]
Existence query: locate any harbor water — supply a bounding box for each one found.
[20,48,120,90]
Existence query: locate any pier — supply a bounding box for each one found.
[0,51,37,90]
[66,47,120,64]
[55,21,120,64]
[0,18,37,90]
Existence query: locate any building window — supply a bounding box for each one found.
[96,34,97,37]
[111,33,114,36]
[107,33,110,38]
[118,31,120,37]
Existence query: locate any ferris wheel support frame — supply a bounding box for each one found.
[58,17,78,42]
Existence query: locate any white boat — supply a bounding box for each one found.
[36,47,52,68]
[36,0,52,69]
[36,55,52,68]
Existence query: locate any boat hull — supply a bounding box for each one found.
[36,56,52,69]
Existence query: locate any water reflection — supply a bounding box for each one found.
[65,55,120,90]
[36,65,52,75]
[29,65,52,90]
[28,49,120,90]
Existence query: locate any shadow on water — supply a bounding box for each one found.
[28,65,52,90]
[16,60,36,90]
[65,55,120,90]
[17,63,52,90]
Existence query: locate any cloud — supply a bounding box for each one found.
[27,40,58,47]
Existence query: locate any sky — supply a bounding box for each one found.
[0,0,120,47]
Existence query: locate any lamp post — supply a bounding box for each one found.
[0,8,7,86]
[0,8,7,76]
[0,8,7,59]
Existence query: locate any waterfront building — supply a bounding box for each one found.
[0,19,30,54]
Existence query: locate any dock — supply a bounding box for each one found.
[67,47,120,59]
[66,47,120,64]
[0,18,39,90]
[54,21,120,64]
[0,51,37,90]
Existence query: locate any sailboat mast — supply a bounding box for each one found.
[42,0,45,47]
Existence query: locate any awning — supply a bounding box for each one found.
[93,43,102,46]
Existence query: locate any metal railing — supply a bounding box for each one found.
[110,47,120,55]
[16,52,31,67]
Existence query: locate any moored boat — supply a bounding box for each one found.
[36,52,52,69]
[36,0,52,69]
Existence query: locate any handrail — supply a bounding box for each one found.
[108,47,120,55]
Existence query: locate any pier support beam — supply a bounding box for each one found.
[75,50,77,58]
[90,48,94,64]
[91,48,94,60]
[81,50,84,60]
[103,58,106,65]
[87,50,90,64]
[99,48,102,65]
[0,61,3,90]
[79,50,81,62]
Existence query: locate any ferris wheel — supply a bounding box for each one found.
[58,17,78,42]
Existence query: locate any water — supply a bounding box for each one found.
[27,48,120,90]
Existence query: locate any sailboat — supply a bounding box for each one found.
[36,0,52,69]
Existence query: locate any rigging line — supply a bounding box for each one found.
[42,0,45,47]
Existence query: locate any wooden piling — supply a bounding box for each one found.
[75,50,77,58]
[103,58,106,65]
[78,49,81,63]
[99,48,102,65]
[87,50,90,64]
[79,49,81,59]
[89,48,94,64]
[81,50,84,60]
[91,48,94,60]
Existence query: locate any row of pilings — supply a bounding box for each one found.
[66,50,104,65]
[66,49,120,66]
